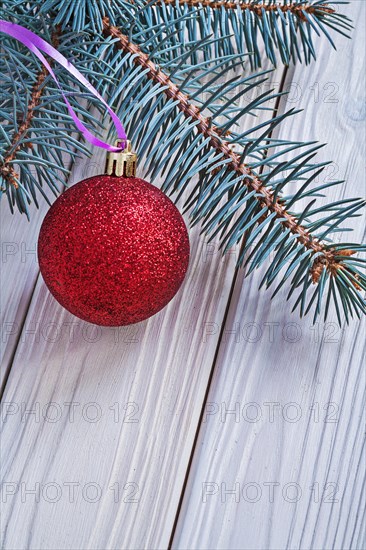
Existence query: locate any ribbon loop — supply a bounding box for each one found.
[0,20,126,152]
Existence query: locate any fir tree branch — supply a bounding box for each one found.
[35,0,352,68]
[1,2,363,320]
[0,27,61,190]
[103,17,341,269]
[100,17,365,321]
[138,0,353,68]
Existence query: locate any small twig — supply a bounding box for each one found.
[160,0,335,20]
[0,27,61,189]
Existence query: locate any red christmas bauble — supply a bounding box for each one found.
[38,175,190,326]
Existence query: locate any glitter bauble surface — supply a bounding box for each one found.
[38,175,190,326]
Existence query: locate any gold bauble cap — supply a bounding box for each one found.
[105,140,137,177]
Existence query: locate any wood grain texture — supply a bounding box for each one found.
[0,151,76,393]
[173,2,366,549]
[0,65,282,550]
[0,191,53,391]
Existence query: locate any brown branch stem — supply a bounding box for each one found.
[160,0,335,20]
[0,27,61,189]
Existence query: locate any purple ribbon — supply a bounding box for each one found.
[0,20,126,152]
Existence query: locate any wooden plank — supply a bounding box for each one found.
[0,138,81,392]
[0,186,58,391]
[173,2,366,549]
[0,64,283,549]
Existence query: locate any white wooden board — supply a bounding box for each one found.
[173,2,366,549]
[0,189,54,391]
[1,4,365,549]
